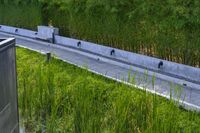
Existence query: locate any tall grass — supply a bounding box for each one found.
[1,1,200,67]
[0,3,42,30]
[17,48,200,132]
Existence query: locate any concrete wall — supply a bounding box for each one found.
[55,35,200,84]
[0,25,36,38]
[0,38,19,133]
[37,26,59,42]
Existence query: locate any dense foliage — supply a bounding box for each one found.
[1,0,200,66]
[17,48,200,132]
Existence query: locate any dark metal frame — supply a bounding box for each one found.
[0,38,19,133]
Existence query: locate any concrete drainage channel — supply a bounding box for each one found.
[0,25,200,112]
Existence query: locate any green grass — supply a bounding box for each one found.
[0,4,42,30]
[17,47,200,133]
[1,1,200,67]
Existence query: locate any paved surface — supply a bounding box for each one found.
[0,32,200,111]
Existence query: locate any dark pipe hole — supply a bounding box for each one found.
[183,83,187,87]
[0,26,1,29]
[110,49,115,56]
[158,61,163,68]
[77,41,81,47]
[15,29,18,32]
[35,32,38,35]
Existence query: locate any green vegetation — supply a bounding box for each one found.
[17,48,200,132]
[0,1,41,30]
[1,0,200,67]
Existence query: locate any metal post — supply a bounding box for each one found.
[46,52,51,62]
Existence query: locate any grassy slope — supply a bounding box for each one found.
[17,48,200,133]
